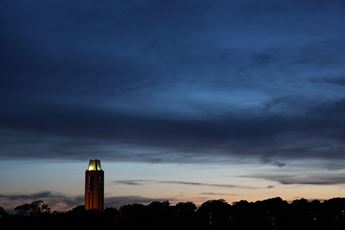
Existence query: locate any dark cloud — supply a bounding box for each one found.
[318,77,345,87]
[260,157,286,168]
[0,191,57,201]
[0,0,345,167]
[243,174,345,185]
[0,97,345,163]
[116,180,143,186]
[114,179,266,189]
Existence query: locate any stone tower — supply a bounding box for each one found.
[85,159,104,211]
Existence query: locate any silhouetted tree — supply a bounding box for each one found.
[119,203,148,228]
[257,197,289,228]
[175,201,197,216]
[2,197,345,230]
[14,203,31,216]
[323,198,345,230]
[0,207,8,218]
[15,200,50,216]
[175,202,197,228]
[104,206,119,216]
[147,201,173,228]
[69,205,85,216]
[231,200,254,229]
[197,199,232,229]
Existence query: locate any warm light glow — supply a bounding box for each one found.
[87,159,102,171]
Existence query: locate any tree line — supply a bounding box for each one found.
[1,197,344,229]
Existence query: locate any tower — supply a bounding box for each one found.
[85,159,104,211]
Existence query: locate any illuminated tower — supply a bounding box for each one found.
[85,159,104,211]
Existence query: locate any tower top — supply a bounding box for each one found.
[87,159,102,171]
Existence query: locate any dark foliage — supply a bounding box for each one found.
[14,200,50,216]
[0,198,344,230]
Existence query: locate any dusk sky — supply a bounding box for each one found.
[1,0,345,211]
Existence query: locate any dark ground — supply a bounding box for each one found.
[1,197,345,230]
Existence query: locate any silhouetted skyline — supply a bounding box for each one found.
[1,0,345,211]
[1,197,345,230]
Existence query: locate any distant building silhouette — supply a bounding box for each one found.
[85,159,104,211]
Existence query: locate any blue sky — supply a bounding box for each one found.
[1,0,345,210]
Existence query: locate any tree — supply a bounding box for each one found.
[197,199,232,228]
[175,202,197,228]
[15,200,50,216]
[175,202,197,216]
[70,205,85,214]
[0,206,8,218]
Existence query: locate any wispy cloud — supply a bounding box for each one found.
[318,76,345,87]
[199,192,238,196]
[260,157,286,168]
[242,174,345,185]
[0,191,83,211]
[116,180,143,185]
[114,179,265,189]
[161,180,255,189]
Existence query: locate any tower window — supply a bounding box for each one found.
[89,175,94,191]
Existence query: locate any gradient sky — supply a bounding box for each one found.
[1,0,345,211]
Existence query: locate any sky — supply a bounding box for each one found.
[1,0,345,211]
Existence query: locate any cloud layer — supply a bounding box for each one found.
[0,0,345,166]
